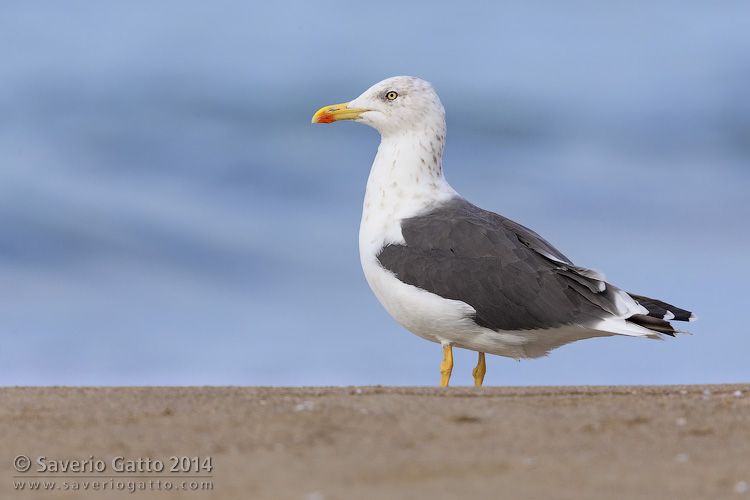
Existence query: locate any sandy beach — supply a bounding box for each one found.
[2,384,749,499]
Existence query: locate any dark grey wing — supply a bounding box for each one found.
[376,198,627,332]
[496,214,573,265]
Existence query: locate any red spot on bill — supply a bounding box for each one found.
[317,114,336,124]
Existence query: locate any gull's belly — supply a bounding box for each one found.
[360,255,540,359]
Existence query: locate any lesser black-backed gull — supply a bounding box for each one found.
[312,76,696,386]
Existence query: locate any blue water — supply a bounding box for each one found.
[1,2,748,386]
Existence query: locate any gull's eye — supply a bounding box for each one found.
[385,91,398,101]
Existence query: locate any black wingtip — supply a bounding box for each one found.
[628,293,696,323]
[627,314,679,336]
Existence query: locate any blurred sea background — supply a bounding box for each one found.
[1,2,748,386]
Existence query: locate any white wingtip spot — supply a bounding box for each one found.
[688,312,698,322]
[663,310,675,321]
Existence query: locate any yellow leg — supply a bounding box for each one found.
[472,352,486,387]
[439,344,453,387]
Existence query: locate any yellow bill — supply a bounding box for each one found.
[311,102,369,124]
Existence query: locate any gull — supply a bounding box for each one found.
[312,76,696,386]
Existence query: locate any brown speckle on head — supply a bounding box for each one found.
[337,75,447,144]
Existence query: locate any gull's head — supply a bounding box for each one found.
[312,76,445,136]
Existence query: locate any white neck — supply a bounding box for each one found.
[359,130,458,256]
